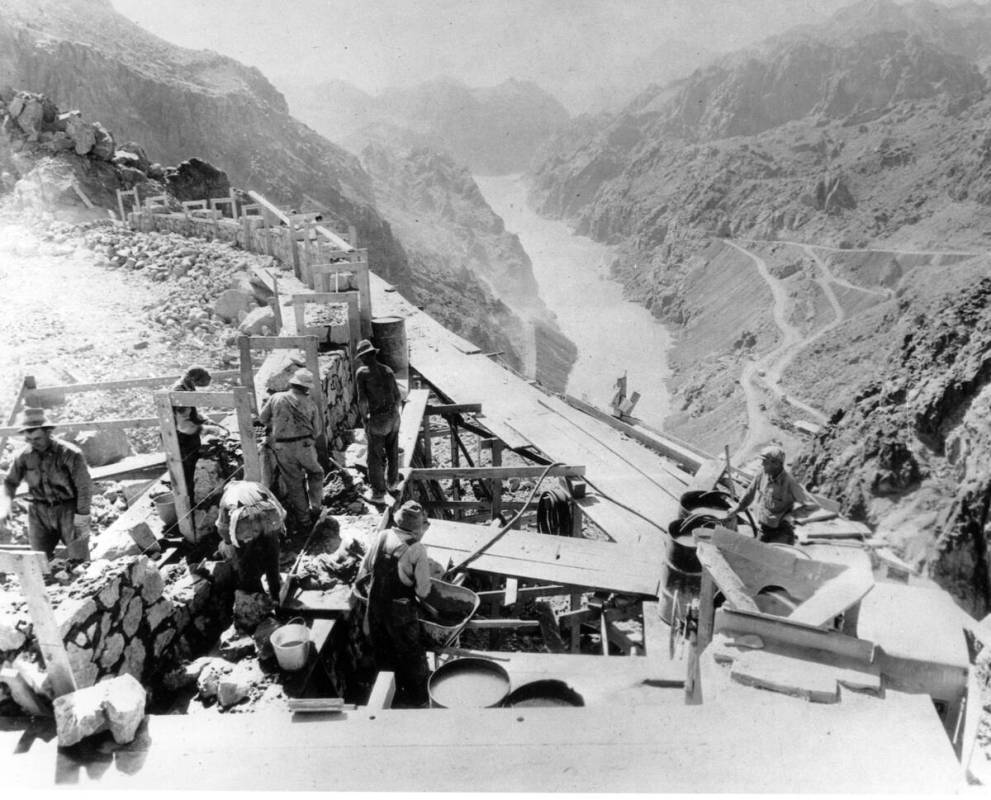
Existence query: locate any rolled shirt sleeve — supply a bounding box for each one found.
[3,453,26,498]
[400,541,433,599]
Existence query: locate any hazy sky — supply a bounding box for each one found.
[111,0,862,111]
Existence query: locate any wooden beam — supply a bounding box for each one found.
[465,619,540,631]
[696,543,761,613]
[154,392,193,541]
[788,568,875,628]
[169,390,249,407]
[476,585,572,604]
[239,335,319,350]
[409,465,584,481]
[22,370,240,398]
[234,387,262,482]
[366,671,396,710]
[0,550,77,696]
[427,403,483,416]
[715,607,876,664]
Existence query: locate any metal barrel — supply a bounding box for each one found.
[659,518,704,623]
[372,316,409,382]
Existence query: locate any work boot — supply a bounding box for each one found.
[364,490,388,505]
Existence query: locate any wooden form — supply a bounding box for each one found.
[291,292,359,356]
[237,335,324,432]
[0,371,242,438]
[0,548,77,696]
[421,518,664,597]
[154,387,260,541]
[115,187,139,223]
[409,465,584,481]
[322,249,371,337]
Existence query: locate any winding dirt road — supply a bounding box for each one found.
[723,238,967,462]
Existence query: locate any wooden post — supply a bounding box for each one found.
[0,549,78,695]
[154,391,194,541]
[421,412,433,467]
[450,416,461,520]
[270,271,283,333]
[234,387,261,482]
[570,591,582,653]
[489,439,503,522]
[238,336,256,412]
[303,339,327,441]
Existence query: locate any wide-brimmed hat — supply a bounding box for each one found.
[355,339,378,359]
[393,501,430,535]
[18,407,55,432]
[760,445,785,463]
[289,368,314,389]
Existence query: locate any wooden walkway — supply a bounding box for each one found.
[423,519,665,596]
[372,276,690,546]
[1,689,962,792]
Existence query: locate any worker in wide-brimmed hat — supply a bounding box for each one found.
[258,368,324,534]
[0,408,93,562]
[354,338,402,504]
[362,500,433,707]
[723,445,818,545]
[170,365,224,504]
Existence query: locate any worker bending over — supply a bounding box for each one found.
[363,500,432,707]
[724,445,818,545]
[216,480,285,602]
[354,338,402,504]
[258,368,324,534]
[0,408,92,562]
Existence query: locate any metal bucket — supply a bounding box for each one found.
[503,680,584,708]
[372,316,409,382]
[678,489,733,520]
[271,620,310,671]
[152,492,178,527]
[420,579,480,648]
[666,518,701,574]
[428,657,510,709]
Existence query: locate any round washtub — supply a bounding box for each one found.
[503,680,584,708]
[428,658,510,709]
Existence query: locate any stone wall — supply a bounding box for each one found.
[0,555,232,710]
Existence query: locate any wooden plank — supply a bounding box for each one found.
[1,692,965,793]
[6,551,78,696]
[22,371,240,398]
[427,403,483,416]
[287,698,346,713]
[730,650,841,703]
[422,519,664,597]
[366,671,396,710]
[238,337,255,412]
[234,387,262,482]
[242,335,318,350]
[409,465,584,481]
[788,568,874,628]
[302,339,327,441]
[465,619,540,630]
[476,585,571,604]
[696,543,760,613]
[504,577,518,609]
[154,392,193,541]
[169,390,245,407]
[398,389,429,469]
[715,607,876,664]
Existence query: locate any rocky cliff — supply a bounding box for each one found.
[526,0,991,612]
[286,76,570,175]
[360,141,576,390]
[0,0,410,288]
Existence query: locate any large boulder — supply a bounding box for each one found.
[213,288,258,323]
[64,428,134,467]
[165,157,230,203]
[91,122,116,161]
[115,142,151,173]
[53,673,147,746]
[237,305,277,336]
[59,112,96,156]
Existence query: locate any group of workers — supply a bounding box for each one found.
[0,346,817,708]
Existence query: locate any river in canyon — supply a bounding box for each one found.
[475,174,671,431]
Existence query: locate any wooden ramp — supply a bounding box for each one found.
[423,519,664,596]
[372,276,689,546]
[1,689,963,793]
